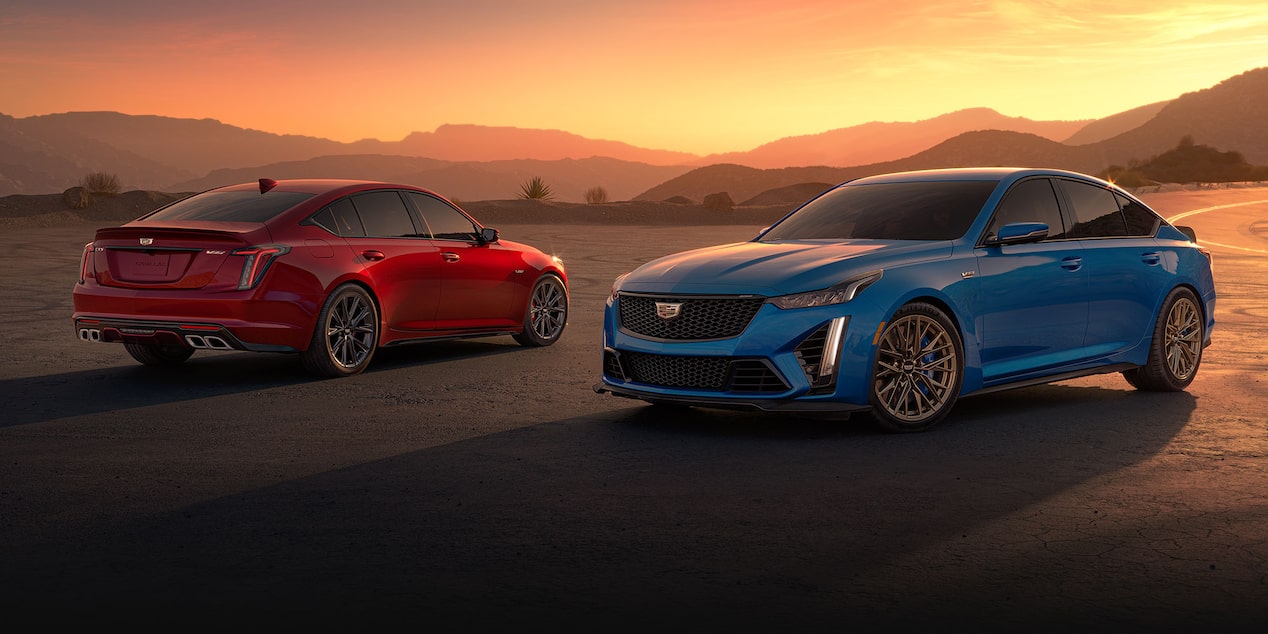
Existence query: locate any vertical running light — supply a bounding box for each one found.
[819,316,849,380]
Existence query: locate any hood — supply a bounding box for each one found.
[619,239,951,296]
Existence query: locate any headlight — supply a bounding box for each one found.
[768,270,882,309]
[609,272,630,302]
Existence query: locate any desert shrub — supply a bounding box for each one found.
[81,172,121,195]
[63,186,92,209]
[517,176,555,201]
[584,186,609,204]
[702,191,734,212]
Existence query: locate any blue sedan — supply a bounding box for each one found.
[595,168,1216,432]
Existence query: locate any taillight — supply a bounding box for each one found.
[231,244,290,290]
[1198,245,1213,273]
[78,242,94,284]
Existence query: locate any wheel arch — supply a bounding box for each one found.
[300,276,383,353]
[874,292,982,395]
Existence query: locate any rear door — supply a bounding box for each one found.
[333,192,443,332]
[1055,178,1166,355]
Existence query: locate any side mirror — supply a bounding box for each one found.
[754,226,771,240]
[989,222,1049,246]
[479,227,499,244]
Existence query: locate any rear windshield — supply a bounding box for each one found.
[141,190,315,223]
[761,180,999,241]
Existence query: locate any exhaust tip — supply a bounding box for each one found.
[79,328,102,342]
[203,336,233,350]
[186,334,233,350]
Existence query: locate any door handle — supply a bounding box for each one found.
[1140,252,1161,265]
[1060,256,1082,271]
[442,252,461,263]
[361,250,385,261]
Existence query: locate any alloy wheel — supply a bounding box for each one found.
[529,279,567,340]
[874,313,959,422]
[327,292,375,369]
[1165,296,1201,381]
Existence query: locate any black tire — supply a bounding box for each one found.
[301,284,379,378]
[124,342,194,367]
[1122,287,1203,392]
[513,274,567,347]
[867,302,964,433]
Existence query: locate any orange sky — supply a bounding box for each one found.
[2,0,1266,155]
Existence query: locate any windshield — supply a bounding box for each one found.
[760,180,999,241]
[142,190,315,223]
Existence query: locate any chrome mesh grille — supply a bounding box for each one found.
[618,294,764,340]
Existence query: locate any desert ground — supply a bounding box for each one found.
[0,185,1265,630]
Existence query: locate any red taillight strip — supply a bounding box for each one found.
[230,244,290,290]
[181,324,221,331]
[79,242,94,284]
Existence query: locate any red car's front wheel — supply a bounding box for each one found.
[513,274,567,347]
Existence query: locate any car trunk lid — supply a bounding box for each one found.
[89,223,272,290]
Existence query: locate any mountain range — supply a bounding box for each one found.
[1,66,1265,202]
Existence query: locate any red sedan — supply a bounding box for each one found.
[73,179,568,377]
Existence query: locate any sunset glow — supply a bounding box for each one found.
[2,0,1267,155]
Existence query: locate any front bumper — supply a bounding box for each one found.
[598,296,883,412]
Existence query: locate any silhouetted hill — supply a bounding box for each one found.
[172,155,692,203]
[1098,68,1268,165]
[1062,100,1170,145]
[739,182,835,206]
[638,164,851,203]
[637,131,1101,202]
[698,108,1089,169]
[17,112,345,178]
[0,113,192,193]
[637,68,1268,202]
[354,124,698,166]
[1101,138,1268,186]
[6,67,1267,199]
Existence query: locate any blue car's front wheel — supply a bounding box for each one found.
[869,302,964,433]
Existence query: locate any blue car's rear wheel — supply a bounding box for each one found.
[1122,287,1203,391]
[868,303,963,432]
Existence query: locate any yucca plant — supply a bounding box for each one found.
[518,176,555,200]
[80,171,121,195]
[584,186,609,204]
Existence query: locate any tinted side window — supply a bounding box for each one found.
[1116,193,1160,236]
[304,198,366,237]
[1058,180,1127,238]
[351,191,419,238]
[406,192,478,241]
[985,178,1066,241]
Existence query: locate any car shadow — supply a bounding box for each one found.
[2,381,1228,632]
[0,337,526,429]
